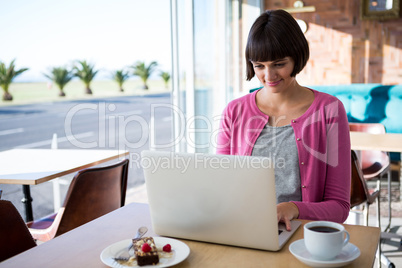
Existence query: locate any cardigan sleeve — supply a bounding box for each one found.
[216,105,232,155]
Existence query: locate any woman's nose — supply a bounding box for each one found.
[264,68,277,81]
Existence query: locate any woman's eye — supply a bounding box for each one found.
[254,65,263,68]
[275,63,285,67]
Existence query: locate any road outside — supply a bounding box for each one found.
[0,92,173,220]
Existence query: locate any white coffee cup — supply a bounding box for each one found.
[304,221,350,261]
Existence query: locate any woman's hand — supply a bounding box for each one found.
[277,202,299,231]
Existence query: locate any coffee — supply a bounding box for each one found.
[309,226,339,233]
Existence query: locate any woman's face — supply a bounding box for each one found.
[251,57,296,92]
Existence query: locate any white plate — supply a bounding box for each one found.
[289,239,360,268]
[100,237,190,268]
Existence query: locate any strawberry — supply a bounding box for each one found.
[163,244,172,252]
[141,243,152,253]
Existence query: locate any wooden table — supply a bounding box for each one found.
[0,203,380,268]
[0,148,129,222]
[350,131,402,153]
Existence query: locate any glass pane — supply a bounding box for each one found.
[170,0,261,153]
[193,0,216,152]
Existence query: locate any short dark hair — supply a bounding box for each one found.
[245,9,309,80]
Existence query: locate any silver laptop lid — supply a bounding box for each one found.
[141,150,299,251]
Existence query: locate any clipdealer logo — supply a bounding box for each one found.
[62,102,223,151]
[301,101,339,167]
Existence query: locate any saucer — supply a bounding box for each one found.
[289,239,361,268]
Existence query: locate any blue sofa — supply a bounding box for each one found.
[251,84,402,161]
[312,84,402,161]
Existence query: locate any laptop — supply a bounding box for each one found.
[141,150,301,251]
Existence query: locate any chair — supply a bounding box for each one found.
[350,150,399,268]
[349,123,392,229]
[350,150,381,227]
[27,159,129,242]
[0,200,37,262]
[350,150,384,267]
[349,123,390,181]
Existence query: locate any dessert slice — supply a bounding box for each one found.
[132,237,159,266]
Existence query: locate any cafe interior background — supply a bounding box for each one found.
[1,0,399,212]
[1,0,401,219]
[172,0,402,156]
[0,0,402,266]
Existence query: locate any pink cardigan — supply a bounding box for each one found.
[216,89,351,223]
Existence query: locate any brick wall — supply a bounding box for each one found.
[264,0,402,85]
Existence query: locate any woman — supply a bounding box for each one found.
[216,10,351,230]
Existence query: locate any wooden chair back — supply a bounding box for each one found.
[56,159,129,236]
[0,200,36,262]
[27,159,129,241]
[350,150,379,208]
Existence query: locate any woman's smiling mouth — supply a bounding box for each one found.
[266,80,282,86]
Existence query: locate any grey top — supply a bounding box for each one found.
[251,124,302,204]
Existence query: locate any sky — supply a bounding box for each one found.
[0,0,171,82]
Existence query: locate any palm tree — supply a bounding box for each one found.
[160,71,170,89]
[130,61,158,90]
[111,69,130,92]
[73,60,98,94]
[0,59,28,101]
[44,67,74,97]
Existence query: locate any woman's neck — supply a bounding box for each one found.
[259,81,305,108]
